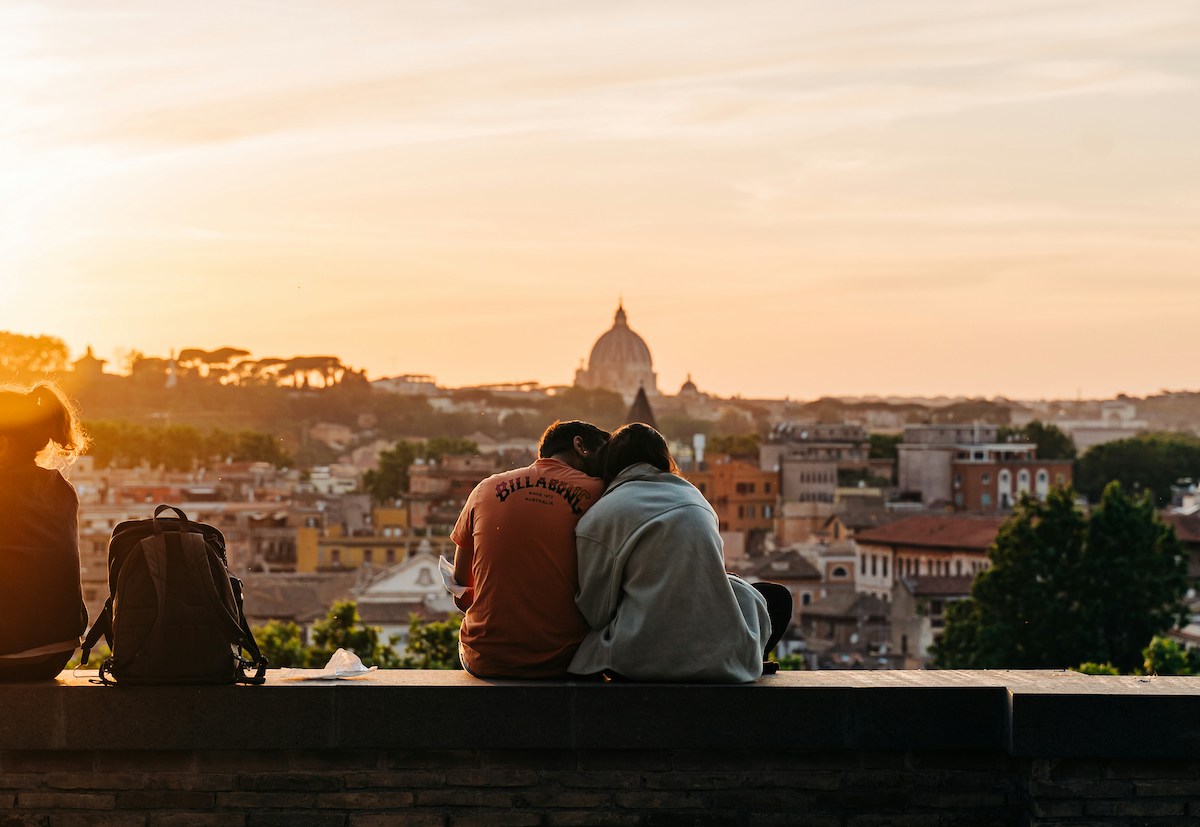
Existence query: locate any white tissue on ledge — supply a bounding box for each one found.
[439,555,468,598]
[277,647,378,680]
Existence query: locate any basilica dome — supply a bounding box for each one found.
[587,305,652,370]
[574,304,659,401]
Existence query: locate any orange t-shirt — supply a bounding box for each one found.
[451,457,604,678]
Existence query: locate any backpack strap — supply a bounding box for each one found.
[106,533,171,680]
[180,538,268,685]
[80,597,113,667]
[231,576,268,685]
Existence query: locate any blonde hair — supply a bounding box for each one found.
[0,381,89,469]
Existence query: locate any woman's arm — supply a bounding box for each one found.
[574,531,620,630]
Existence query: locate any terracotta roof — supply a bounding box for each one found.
[240,571,359,626]
[855,514,1004,552]
[828,504,908,532]
[899,576,974,598]
[800,591,889,619]
[1162,513,1200,545]
[358,601,443,625]
[739,550,821,581]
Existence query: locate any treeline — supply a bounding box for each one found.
[86,419,293,470]
[1074,432,1200,507]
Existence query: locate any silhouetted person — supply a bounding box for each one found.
[0,382,88,681]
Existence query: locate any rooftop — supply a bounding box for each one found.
[855,514,1005,551]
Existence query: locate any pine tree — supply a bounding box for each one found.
[934,483,1187,672]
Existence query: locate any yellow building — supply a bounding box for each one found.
[294,505,455,572]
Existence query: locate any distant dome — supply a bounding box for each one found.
[587,305,653,370]
[574,303,659,401]
[680,373,698,395]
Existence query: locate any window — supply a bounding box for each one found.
[981,493,991,507]
[363,549,373,563]
[981,472,991,485]
[746,505,755,518]
[386,548,396,563]
[832,566,848,578]
[331,549,341,567]
[802,593,812,606]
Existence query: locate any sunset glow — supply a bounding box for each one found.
[1,1,1197,399]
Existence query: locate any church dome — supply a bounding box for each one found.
[587,304,652,370]
[574,303,658,400]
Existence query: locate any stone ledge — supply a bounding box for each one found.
[1,669,1197,758]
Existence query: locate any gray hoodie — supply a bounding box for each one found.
[568,463,770,682]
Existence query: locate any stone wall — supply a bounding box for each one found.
[1,670,1198,826]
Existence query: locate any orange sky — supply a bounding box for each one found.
[1,1,1197,400]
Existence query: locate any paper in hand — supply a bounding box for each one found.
[439,555,468,598]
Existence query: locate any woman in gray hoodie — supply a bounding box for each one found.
[568,423,790,682]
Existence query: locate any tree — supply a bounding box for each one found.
[934,483,1187,673]
[402,614,463,669]
[1141,636,1196,676]
[0,331,70,380]
[868,433,902,461]
[253,620,309,668]
[307,601,402,668]
[424,437,479,459]
[363,441,422,503]
[1074,432,1200,507]
[997,420,1076,460]
[707,433,760,460]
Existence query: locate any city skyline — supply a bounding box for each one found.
[1,1,1197,400]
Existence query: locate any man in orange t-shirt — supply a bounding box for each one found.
[451,420,609,677]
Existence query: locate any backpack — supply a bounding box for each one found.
[81,504,268,685]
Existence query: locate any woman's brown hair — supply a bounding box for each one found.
[599,422,679,484]
[0,382,89,468]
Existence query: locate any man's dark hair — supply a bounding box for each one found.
[599,422,679,483]
[538,420,610,459]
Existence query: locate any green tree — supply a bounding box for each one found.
[998,420,1076,460]
[402,614,463,669]
[868,433,902,461]
[1074,432,1200,507]
[934,483,1187,672]
[253,620,309,668]
[1141,636,1193,676]
[363,440,421,503]
[1074,662,1119,675]
[308,601,402,668]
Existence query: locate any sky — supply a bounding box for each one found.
[0,0,1197,401]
